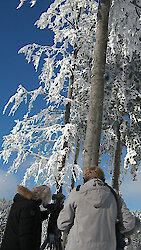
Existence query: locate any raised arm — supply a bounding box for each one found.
[118,196,135,233]
[57,190,76,234]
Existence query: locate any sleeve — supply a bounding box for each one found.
[57,190,76,234]
[18,206,37,250]
[117,195,135,234]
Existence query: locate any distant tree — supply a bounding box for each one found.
[41,217,48,250]
[0,199,11,246]
[125,210,141,250]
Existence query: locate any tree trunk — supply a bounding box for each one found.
[112,122,122,192]
[83,0,111,172]
[57,47,78,192]
[57,8,82,191]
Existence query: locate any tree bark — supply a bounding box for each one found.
[83,0,111,172]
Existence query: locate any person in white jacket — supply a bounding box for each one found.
[57,166,135,250]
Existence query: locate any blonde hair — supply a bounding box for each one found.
[83,166,105,182]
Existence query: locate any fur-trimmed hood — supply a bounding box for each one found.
[17,185,34,200]
[16,185,52,206]
[1,185,47,250]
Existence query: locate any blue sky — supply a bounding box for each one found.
[0,0,54,196]
[0,0,140,211]
[0,0,53,145]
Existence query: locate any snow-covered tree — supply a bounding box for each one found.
[83,0,141,188]
[0,199,12,246]
[0,0,98,191]
[0,0,140,194]
[101,0,141,190]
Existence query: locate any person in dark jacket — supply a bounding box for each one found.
[57,166,135,250]
[0,184,52,250]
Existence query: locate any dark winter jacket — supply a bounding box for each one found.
[0,187,49,250]
[57,178,135,250]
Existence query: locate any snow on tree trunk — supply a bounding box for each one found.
[112,122,122,191]
[83,0,111,171]
[56,75,73,192]
[71,136,80,190]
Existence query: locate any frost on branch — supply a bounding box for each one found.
[109,0,140,61]
[3,85,27,116]
[20,123,82,192]
[18,43,50,72]
[3,84,45,117]
[1,102,82,191]
[18,0,97,110]
[17,0,37,9]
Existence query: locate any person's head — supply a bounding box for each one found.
[31,185,52,207]
[83,166,105,183]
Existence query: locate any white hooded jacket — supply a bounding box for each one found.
[57,179,135,250]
